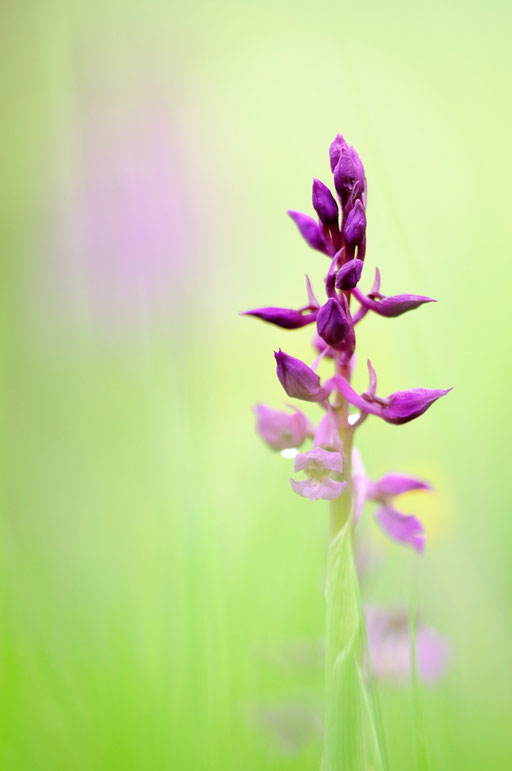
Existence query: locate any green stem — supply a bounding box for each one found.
[329,421,354,541]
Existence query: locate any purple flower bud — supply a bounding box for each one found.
[329,134,347,172]
[242,306,318,329]
[290,447,346,501]
[375,504,425,552]
[287,211,328,254]
[312,179,339,225]
[353,286,436,318]
[343,200,367,246]
[275,349,327,402]
[333,145,366,208]
[254,404,313,450]
[316,298,350,349]
[335,258,364,290]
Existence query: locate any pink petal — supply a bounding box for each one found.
[374,505,425,553]
[290,477,346,501]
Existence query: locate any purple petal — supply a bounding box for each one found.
[254,404,311,451]
[275,349,327,402]
[334,373,451,425]
[305,275,320,308]
[290,477,347,501]
[353,287,436,318]
[367,473,432,500]
[294,447,343,474]
[287,210,328,254]
[375,505,425,552]
[242,306,318,329]
[382,388,453,425]
[316,298,350,349]
[312,179,339,225]
[335,258,364,290]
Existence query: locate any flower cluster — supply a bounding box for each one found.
[243,134,451,552]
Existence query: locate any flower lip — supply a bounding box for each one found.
[290,447,346,501]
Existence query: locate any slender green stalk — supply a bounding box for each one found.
[323,400,384,770]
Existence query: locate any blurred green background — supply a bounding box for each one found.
[1,0,511,768]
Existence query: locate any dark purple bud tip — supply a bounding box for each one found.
[287,210,328,254]
[316,298,351,349]
[335,258,364,290]
[329,134,347,172]
[343,200,367,246]
[274,349,327,402]
[242,307,317,329]
[312,179,339,225]
[333,145,366,208]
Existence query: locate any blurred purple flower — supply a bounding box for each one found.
[365,607,451,684]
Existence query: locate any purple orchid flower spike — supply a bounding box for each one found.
[287,211,330,255]
[290,447,346,501]
[335,360,452,425]
[254,405,314,451]
[243,134,452,758]
[275,349,327,402]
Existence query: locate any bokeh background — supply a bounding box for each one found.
[2,0,511,768]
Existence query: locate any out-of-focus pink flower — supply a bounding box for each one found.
[48,76,201,330]
[365,607,451,684]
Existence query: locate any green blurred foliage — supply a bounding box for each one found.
[1,0,511,768]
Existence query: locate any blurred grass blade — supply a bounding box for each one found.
[324,519,384,770]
